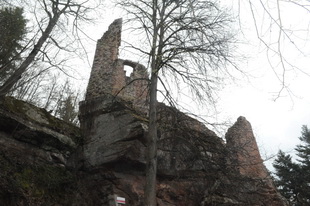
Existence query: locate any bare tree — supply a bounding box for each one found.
[9,68,81,124]
[117,0,237,204]
[52,79,80,125]
[0,0,103,97]
[8,65,50,104]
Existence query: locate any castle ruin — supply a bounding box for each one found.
[77,19,288,205]
[0,18,289,206]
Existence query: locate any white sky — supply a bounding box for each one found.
[76,0,310,172]
[219,0,310,170]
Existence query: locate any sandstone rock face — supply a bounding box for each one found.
[0,97,81,205]
[79,95,147,168]
[0,97,79,165]
[221,116,288,206]
[225,116,269,178]
[0,96,288,205]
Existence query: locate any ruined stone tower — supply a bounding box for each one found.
[85,18,123,99]
[79,19,149,168]
[85,18,149,107]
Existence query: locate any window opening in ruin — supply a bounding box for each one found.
[124,65,133,77]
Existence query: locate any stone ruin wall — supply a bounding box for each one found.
[85,19,122,99]
[85,18,149,108]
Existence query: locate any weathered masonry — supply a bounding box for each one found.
[85,18,149,108]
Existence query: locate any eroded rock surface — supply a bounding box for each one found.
[0,96,288,205]
[226,116,269,178]
[0,97,80,205]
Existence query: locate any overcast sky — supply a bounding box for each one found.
[219,0,310,170]
[77,0,310,171]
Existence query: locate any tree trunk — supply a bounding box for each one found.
[145,70,158,206]
[145,1,159,204]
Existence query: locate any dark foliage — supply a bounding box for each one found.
[0,7,27,78]
[273,125,310,205]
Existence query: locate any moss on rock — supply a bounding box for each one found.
[0,151,77,205]
[0,96,82,145]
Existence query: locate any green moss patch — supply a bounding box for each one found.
[0,152,77,205]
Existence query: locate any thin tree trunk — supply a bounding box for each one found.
[145,70,158,206]
[145,1,159,205]
[44,76,57,109]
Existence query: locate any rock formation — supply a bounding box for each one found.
[0,19,288,206]
[0,97,80,205]
[226,116,270,178]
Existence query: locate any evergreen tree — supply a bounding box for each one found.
[56,94,79,125]
[295,126,310,205]
[296,126,310,168]
[0,7,26,78]
[273,126,310,205]
[50,79,78,125]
